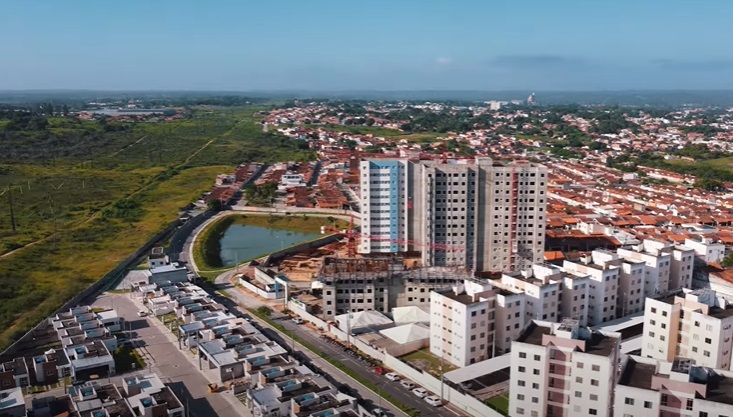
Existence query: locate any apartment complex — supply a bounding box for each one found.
[642,289,733,370]
[317,257,472,319]
[359,157,547,273]
[509,320,621,417]
[429,281,497,367]
[615,356,733,417]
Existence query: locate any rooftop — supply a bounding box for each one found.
[618,358,656,389]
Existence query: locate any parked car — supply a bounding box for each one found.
[372,367,386,375]
[385,372,400,381]
[292,317,303,324]
[400,380,415,389]
[412,388,429,398]
[424,395,443,407]
[372,408,387,417]
[137,310,147,317]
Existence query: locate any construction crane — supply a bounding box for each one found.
[321,215,466,258]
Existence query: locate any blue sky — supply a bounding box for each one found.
[2,0,732,91]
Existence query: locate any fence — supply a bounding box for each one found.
[0,216,183,360]
[382,353,500,417]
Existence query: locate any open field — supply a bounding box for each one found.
[0,105,315,349]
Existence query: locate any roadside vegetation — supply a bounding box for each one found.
[0,104,316,349]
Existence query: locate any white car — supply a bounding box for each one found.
[292,317,303,324]
[412,388,429,398]
[424,395,442,407]
[137,310,147,317]
[400,380,415,389]
[372,408,386,417]
[385,372,400,381]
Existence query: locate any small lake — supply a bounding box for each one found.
[219,224,321,267]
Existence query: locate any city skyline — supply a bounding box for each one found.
[3,1,733,91]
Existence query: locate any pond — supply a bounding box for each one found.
[218,224,321,267]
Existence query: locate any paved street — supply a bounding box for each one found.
[213,275,462,417]
[92,293,251,417]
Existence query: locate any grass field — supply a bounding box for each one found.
[401,349,458,377]
[0,104,315,349]
[485,394,509,416]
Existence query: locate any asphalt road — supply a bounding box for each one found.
[93,293,250,417]
[211,277,461,417]
[277,318,458,417]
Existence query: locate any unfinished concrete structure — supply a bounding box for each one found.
[318,257,473,319]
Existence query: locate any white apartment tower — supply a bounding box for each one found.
[509,320,621,417]
[359,157,547,273]
[563,251,621,326]
[429,280,497,367]
[641,289,733,371]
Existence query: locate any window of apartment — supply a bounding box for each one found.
[651,307,657,314]
[649,331,655,338]
[532,383,539,389]
[644,401,652,409]
[531,397,538,404]
[575,376,583,383]
[650,319,656,325]
[575,391,582,398]
[516,408,524,416]
[661,394,668,406]
[590,394,598,401]
[704,350,711,357]
[534,354,540,361]
[699,413,708,417]
[577,362,584,369]
[705,337,712,344]
[589,410,597,416]
[518,380,525,387]
[625,398,635,405]
[686,399,693,411]
[591,364,600,372]
[518,366,526,373]
[591,379,599,386]
[517,394,525,401]
[533,369,540,375]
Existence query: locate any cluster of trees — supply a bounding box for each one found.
[243,182,278,207]
[591,111,639,134]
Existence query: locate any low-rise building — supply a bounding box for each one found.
[509,320,621,417]
[429,281,497,367]
[641,289,733,370]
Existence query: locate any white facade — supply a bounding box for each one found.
[509,320,620,417]
[641,289,733,370]
[429,282,496,367]
[618,240,672,299]
[685,237,726,264]
[563,251,621,326]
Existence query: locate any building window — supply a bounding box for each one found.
[661,394,668,406]
[518,366,525,373]
[591,364,600,372]
[625,398,635,405]
[590,394,598,401]
[532,383,539,389]
[644,401,652,409]
[589,410,597,416]
[686,399,693,410]
[518,380,525,387]
[517,394,525,400]
[577,362,584,369]
[575,391,582,398]
[534,354,540,361]
[516,408,524,415]
[591,379,598,386]
[533,369,540,375]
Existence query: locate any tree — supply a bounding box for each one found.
[722,252,733,268]
[693,178,725,192]
[207,200,223,212]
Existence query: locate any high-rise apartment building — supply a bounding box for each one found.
[563,251,622,326]
[509,320,621,417]
[641,289,733,370]
[359,157,547,273]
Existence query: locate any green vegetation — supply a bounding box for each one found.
[485,394,509,416]
[193,213,348,274]
[195,216,237,269]
[721,252,733,268]
[247,307,420,416]
[113,343,146,373]
[0,104,319,349]
[401,349,458,377]
[243,182,278,206]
